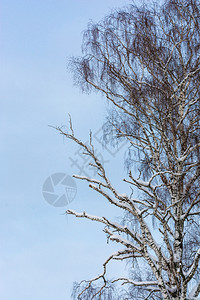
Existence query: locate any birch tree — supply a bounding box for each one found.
[57,0,200,298]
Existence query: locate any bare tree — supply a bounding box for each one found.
[57,0,200,299]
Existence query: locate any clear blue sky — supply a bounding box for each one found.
[1,1,139,299]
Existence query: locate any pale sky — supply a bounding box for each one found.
[0,0,137,299]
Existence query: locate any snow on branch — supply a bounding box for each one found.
[113,277,158,288]
[67,209,143,249]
